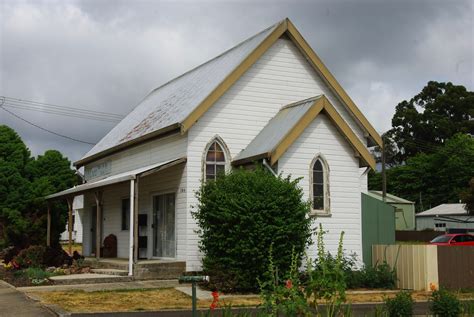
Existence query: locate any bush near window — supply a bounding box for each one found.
[193,166,312,292]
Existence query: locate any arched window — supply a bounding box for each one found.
[311,156,329,213]
[204,138,229,182]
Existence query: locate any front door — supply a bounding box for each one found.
[153,193,176,258]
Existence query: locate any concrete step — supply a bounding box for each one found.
[49,273,133,285]
[90,268,128,276]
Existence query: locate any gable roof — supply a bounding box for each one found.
[416,204,468,217]
[367,191,415,204]
[75,18,382,167]
[233,95,376,169]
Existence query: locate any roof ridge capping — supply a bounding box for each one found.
[280,95,323,111]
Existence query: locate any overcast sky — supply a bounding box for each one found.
[1,0,473,165]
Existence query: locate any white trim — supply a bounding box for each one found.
[309,154,330,216]
[128,179,135,276]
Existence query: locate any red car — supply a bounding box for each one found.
[430,233,474,246]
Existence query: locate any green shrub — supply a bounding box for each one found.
[429,288,461,317]
[384,291,413,317]
[14,245,46,268]
[348,262,397,289]
[193,167,312,292]
[305,225,346,305]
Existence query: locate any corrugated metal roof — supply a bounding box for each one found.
[416,203,468,217]
[79,21,282,163]
[47,157,186,199]
[367,191,414,204]
[233,96,322,163]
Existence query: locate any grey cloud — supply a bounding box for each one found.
[1,0,472,163]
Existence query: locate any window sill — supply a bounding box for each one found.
[310,210,332,217]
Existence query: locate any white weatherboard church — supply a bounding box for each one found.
[48,19,380,276]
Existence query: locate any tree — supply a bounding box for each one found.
[369,134,474,212]
[460,178,474,215]
[382,81,473,164]
[193,167,312,292]
[0,125,77,249]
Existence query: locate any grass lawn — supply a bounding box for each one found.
[34,288,260,313]
[31,288,474,313]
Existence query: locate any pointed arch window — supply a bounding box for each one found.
[204,140,228,182]
[311,156,330,214]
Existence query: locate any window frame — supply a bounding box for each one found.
[309,155,330,216]
[202,136,231,182]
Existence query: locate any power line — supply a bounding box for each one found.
[0,100,96,145]
[1,96,124,122]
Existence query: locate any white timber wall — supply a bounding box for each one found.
[186,36,368,270]
[278,114,363,261]
[81,163,187,259]
[84,133,186,182]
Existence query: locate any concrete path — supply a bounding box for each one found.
[19,279,179,293]
[0,280,53,317]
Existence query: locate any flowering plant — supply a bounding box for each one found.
[210,291,219,310]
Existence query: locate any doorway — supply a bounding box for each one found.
[153,193,176,258]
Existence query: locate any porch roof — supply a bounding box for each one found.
[46,157,186,200]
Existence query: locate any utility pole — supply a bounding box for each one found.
[382,135,387,202]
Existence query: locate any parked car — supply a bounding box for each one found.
[430,233,474,246]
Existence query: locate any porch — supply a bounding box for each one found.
[84,258,186,280]
[45,157,187,277]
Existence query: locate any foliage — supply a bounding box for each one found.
[0,125,78,249]
[346,262,397,290]
[369,134,474,212]
[379,81,474,165]
[384,291,413,317]
[10,245,71,268]
[14,245,46,268]
[193,166,312,292]
[305,224,346,307]
[258,245,310,317]
[460,178,474,214]
[429,288,462,317]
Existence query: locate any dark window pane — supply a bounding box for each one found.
[313,160,323,171]
[313,196,324,210]
[313,171,323,184]
[206,164,215,175]
[206,150,215,161]
[215,151,225,162]
[214,142,223,152]
[122,198,130,230]
[313,184,323,196]
[216,164,225,175]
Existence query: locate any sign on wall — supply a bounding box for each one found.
[85,161,112,180]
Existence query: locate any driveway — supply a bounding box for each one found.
[0,281,53,317]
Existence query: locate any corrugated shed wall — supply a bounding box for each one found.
[362,193,396,266]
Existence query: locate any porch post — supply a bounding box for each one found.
[67,197,73,255]
[133,177,139,263]
[94,192,102,259]
[46,203,51,247]
[129,179,135,276]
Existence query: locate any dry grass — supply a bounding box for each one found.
[60,243,82,255]
[33,288,474,313]
[34,288,261,313]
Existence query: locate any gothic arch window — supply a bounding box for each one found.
[310,155,330,214]
[203,137,230,182]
